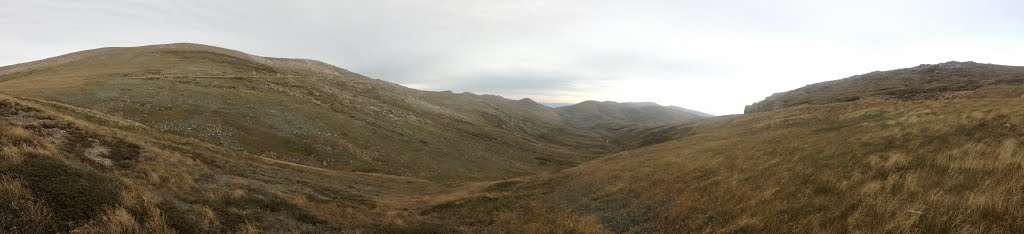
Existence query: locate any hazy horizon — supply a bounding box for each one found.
[3,0,1023,115]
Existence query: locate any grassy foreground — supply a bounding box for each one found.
[435,98,1024,232]
[0,95,454,233]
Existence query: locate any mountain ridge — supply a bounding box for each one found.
[0,43,708,182]
[745,61,1024,113]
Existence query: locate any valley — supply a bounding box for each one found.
[2,44,1024,233]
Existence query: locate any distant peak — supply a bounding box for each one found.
[149,42,225,49]
[0,42,355,78]
[911,61,986,70]
[622,102,661,107]
[125,43,242,55]
[513,98,544,107]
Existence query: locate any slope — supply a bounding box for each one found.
[417,62,1024,232]
[0,43,624,182]
[0,43,716,233]
[745,61,1024,113]
[0,95,445,233]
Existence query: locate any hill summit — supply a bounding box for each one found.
[745,61,1024,113]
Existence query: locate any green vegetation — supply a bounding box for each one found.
[2,156,122,231]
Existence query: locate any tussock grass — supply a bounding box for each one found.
[0,126,35,145]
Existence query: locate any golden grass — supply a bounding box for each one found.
[72,208,144,234]
[2,125,35,142]
[490,203,609,233]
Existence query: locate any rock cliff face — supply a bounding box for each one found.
[745,61,1024,113]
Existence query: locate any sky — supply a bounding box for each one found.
[2,0,1024,115]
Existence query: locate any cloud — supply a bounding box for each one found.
[2,0,1024,115]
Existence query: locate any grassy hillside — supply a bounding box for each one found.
[745,61,1024,113]
[0,95,452,233]
[434,98,1024,232]
[0,44,679,182]
[14,43,1022,232]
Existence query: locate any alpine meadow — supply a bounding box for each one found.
[4,1,1024,233]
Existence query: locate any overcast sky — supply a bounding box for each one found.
[2,0,1023,114]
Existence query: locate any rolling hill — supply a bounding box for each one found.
[745,61,1024,113]
[426,61,1024,232]
[0,43,713,232]
[0,94,446,232]
[0,43,706,183]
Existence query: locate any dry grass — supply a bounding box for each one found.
[8,75,1024,232]
[0,96,441,232]
[489,203,609,233]
[0,44,630,182]
[72,208,145,234]
[8,44,1024,232]
[444,98,1024,232]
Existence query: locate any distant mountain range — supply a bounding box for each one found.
[541,102,573,107]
